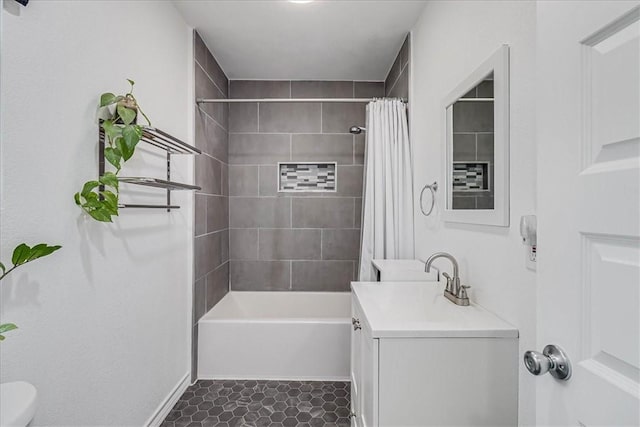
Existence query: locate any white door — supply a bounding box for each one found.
[537,1,640,425]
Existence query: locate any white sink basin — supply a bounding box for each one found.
[371,259,438,281]
[351,282,518,338]
[0,381,37,427]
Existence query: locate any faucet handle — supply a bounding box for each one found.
[458,284,471,299]
[442,272,453,293]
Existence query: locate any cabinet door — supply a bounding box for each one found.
[360,327,378,427]
[350,301,362,426]
[351,299,379,427]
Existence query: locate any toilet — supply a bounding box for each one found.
[0,382,37,427]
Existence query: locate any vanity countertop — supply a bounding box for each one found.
[351,282,518,339]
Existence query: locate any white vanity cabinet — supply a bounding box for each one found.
[350,300,378,427]
[350,283,519,427]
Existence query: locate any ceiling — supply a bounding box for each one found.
[173,0,426,81]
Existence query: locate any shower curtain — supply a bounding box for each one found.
[358,99,414,281]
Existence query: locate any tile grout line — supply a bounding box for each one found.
[229,132,357,135]
[197,106,228,134]
[387,58,409,97]
[229,227,361,230]
[475,133,479,161]
[195,59,227,101]
[257,165,261,197]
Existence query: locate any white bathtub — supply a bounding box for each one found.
[197,291,351,381]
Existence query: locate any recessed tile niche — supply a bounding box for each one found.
[278,162,337,192]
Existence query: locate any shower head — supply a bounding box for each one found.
[349,126,366,135]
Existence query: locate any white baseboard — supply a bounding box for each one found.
[144,372,191,427]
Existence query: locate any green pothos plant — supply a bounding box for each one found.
[74,79,151,222]
[0,242,61,340]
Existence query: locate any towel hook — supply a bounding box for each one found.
[420,182,438,216]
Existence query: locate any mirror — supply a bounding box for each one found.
[443,45,510,227]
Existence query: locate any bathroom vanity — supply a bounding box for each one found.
[350,282,518,426]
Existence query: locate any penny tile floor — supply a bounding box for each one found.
[160,380,351,427]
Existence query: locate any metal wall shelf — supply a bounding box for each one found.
[118,177,200,191]
[140,127,201,155]
[98,124,201,212]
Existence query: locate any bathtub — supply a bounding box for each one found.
[198,291,351,381]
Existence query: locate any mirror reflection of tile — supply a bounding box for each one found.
[452,76,495,210]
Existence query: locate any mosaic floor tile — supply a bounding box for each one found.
[161,380,351,427]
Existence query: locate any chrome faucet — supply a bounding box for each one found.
[425,252,470,306]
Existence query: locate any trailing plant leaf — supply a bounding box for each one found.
[104,147,122,171]
[75,180,119,223]
[100,189,119,214]
[27,244,62,262]
[117,104,136,126]
[11,244,30,266]
[1,242,61,281]
[99,172,119,190]
[76,79,151,223]
[0,323,18,341]
[100,93,117,107]
[81,180,100,197]
[121,124,142,161]
[10,243,61,268]
[116,138,133,162]
[88,208,113,223]
[0,242,60,341]
[102,120,122,142]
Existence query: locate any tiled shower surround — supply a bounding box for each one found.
[227,80,384,292]
[385,34,410,99]
[193,31,230,377]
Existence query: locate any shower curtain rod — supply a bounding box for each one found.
[196,97,407,104]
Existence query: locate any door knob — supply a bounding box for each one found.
[524,344,571,380]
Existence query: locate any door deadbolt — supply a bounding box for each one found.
[524,344,571,380]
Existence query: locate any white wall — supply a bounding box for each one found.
[409,1,537,425]
[1,1,193,425]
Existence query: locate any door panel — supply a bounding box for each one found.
[537,1,640,425]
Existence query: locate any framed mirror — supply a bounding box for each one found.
[443,45,510,227]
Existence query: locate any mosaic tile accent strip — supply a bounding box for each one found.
[453,162,490,192]
[161,379,351,427]
[279,162,336,192]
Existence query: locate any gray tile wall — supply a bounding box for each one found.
[228,80,383,292]
[193,31,230,379]
[452,80,495,209]
[385,34,410,100]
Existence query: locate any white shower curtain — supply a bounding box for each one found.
[358,99,414,281]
